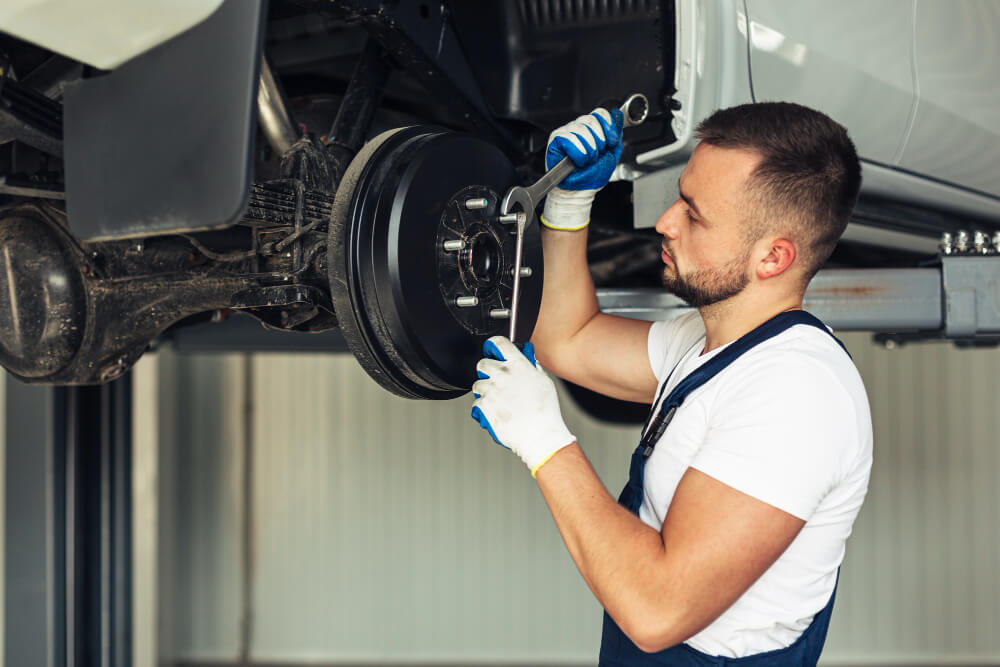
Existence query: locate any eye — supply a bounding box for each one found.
[686,210,698,224]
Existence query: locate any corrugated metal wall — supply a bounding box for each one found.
[158,333,1000,665]
[825,336,1000,663]
[167,353,248,661]
[247,353,635,663]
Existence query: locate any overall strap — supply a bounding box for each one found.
[666,310,846,412]
[603,311,849,665]
[643,310,847,453]
[620,310,847,513]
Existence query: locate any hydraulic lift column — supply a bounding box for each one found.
[4,379,133,667]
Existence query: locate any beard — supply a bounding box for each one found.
[662,249,751,308]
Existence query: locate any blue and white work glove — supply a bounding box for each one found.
[471,337,576,478]
[540,107,625,231]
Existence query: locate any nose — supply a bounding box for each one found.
[655,199,683,240]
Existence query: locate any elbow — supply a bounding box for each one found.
[630,631,683,655]
[532,346,564,377]
[633,637,681,655]
[618,611,689,654]
[531,337,574,381]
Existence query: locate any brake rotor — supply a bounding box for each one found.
[328,126,543,399]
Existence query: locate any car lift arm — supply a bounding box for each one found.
[598,256,1000,346]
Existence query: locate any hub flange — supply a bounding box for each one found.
[328,126,543,399]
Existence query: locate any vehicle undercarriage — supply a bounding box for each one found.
[1,0,998,400]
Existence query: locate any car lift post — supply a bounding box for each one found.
[4,378,133,667]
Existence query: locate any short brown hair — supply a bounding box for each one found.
[694,102,861,284]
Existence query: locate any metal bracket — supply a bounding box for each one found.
[598,268,947,333]
[942,256,1000,338]
[599,260,1000,346]
[0,75,63,156]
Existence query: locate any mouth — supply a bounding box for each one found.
[661,245,673,265]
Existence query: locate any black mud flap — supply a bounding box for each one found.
[63,0,266,241]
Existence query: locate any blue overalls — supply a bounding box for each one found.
[600,310,849,666]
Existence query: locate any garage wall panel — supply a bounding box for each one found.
[247,353,636,662]
[169,354,247,662]
[133,356,158,667]
[165,334,1000,664]
[826,334,1000,662]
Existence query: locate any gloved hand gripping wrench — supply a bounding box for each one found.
[499,93,650,343]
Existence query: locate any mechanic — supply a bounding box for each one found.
[470,102,873,665]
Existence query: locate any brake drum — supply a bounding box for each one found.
[328,126,543,399]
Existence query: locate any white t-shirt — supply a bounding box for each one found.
[643,311,873,657]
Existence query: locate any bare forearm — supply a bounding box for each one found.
[535,444,673,640]
[531,228,600,366]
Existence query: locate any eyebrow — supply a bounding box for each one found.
[677,178,704,218]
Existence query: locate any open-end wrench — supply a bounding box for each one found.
[500,93,650,343]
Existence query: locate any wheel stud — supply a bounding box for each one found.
[455,296,479,308]
[465,198,489,210]
[443,239,466,251]
[489,308,511,319]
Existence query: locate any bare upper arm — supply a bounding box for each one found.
[640,468,806,650]
[536,312,658,404]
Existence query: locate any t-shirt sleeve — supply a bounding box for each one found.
[647,311,705,383]
[689,352,859,521]
[647,320,671,381]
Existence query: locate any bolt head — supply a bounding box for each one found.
[955,230,970,253]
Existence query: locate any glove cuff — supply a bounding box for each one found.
[523,426,576,478]
[529,442,574,478]
[541,187,597,231]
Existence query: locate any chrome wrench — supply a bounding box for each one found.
[500,93,650,343]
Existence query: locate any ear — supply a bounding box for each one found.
[756,238,796,280]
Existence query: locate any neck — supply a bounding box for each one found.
[698,291,804,354]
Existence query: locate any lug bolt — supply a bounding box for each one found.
[455,296,479,308]
[443,239,466,251]
[499,212,528,226]
[940,232,953,255]
[489,308,511,319]
[465,198,489,210]
[956,230,970,253]
[974,230,989,254]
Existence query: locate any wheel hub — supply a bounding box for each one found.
[436,186,529,336]
[328,126,543,399]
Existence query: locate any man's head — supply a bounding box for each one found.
[655,102,861,308]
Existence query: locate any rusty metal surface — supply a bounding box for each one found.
[803,268,943,331]
[0,199,337,385]
[597,268,944,332]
